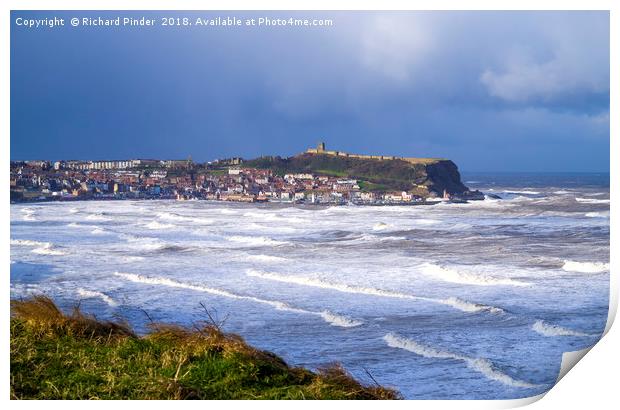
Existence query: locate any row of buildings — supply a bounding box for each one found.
[16,158,195,171]
[10,160,435,204]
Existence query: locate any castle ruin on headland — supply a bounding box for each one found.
[305,142,443,164]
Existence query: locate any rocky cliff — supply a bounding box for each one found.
[244,153,474,198]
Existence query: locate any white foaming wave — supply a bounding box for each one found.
[31,246,66,256]
[439,297,504,314]
[119,233,150,242]
[77,288,118,307]
[373,222,390,231]
[113,272,360,328]
[532,320,595,337]
[246,270,502,314]
[352,233,407,243]
[21,208,36,220]
[121,256,145,262]
[68,222,91,229]
[247,254,288,263]
[503,190,540,195]
[242,212,305,224]
[11,239,66,256]
[219,208,237,215]
[86,213,111,221]
[562,260,609,274]
[91,228,107,235]
[319,311,363,328]
[144,221,176,230]
[419,263,531,287]
[157,212,213,225]
[585,211,610,218]
[243,223,297,234]
[22,213,37,221]
[383,333,539,389]
[481,196,503,204]
[227,236,287,246]
[118,234,173,252]
[414,218,441,225]
[575,197,610,204]
[11,239,50,247]
[69,208,80,214]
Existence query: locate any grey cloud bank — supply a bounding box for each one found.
[11,11,609,172]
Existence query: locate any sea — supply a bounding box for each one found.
[10,172,610,400]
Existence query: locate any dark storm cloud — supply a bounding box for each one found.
[11,11,609,171]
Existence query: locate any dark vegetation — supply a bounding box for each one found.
[10,296,400,400]
[244,153,468,194]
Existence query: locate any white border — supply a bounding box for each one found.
[2,1,616,408]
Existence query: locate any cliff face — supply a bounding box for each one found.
[423,160,469,196]
[244,154,471,197]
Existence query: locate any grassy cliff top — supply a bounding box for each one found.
[243,153,468,194]
[10,296,400,400]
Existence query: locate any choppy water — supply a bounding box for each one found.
[10,173,610,399]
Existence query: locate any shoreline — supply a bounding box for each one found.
[10,196,479,206]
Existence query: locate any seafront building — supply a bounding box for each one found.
[10,145,436,204]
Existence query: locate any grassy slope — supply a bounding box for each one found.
[243,154,468,194]
[10,297,400,400]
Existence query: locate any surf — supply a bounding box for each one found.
[245,269,503,314]
[419,263,531,287]
[77,288,118,307]
[114,272,361,328]
[562,260,609,274]
[532,320,596,337]
[383,333,540,389]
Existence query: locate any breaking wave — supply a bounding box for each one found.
[532,320,595,337]
[503,190,540,195]
[246,254,288,263]
[319,311,363,328]
[157,212,213,225]
[575,197,610,204]
[11,239,50,247]
[21,208,37,221]
[11,239,66,255]
[585,211,609,218]
[373,222,390,231]
[246,270,503,314]
[419,263,531,287]
[145,221,176,230]
[114,272,361,328]
[86,213,111,221]
[227,236,287,247]
[121,256,145,262]
[31,245,66,256]
[77,288,118,307]
[439,297,504,314]
[91,228,107,235]
[383,333,539,388]
[562,260,609,274]
[67,222,98,229]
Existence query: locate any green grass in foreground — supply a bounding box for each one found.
[10,296,400,400]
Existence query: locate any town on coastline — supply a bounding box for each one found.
[10,143,478,205]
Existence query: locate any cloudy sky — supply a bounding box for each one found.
[11,11,609,171]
